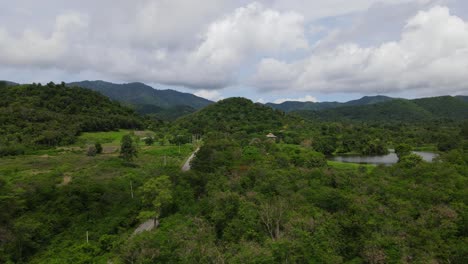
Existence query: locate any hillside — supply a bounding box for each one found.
[68,80,213,119]
[0,80,19,86]
[456,95,468,102]
[267,95,394,112]
[173,97,290,135]
[295,96,468,122]
[0,82,144,153]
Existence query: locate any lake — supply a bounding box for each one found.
[330,150,438,165]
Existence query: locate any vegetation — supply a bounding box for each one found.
[267,95,394,112]
[120,135,138,162]
[295,96,468,123]
[0,82,145,156]
[0,86,467,263]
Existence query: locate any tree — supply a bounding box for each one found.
[94,143,103,154]
[119,135,137,162]
[437,135,460,152]
[144,137,154,146]
[259,197,288,240]
[399,153,423,168]
[87,146,97,156]
[395,143,412,161]
[140,175,173,220]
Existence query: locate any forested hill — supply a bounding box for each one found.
[266,95,394,112]
[295,96,468,122]
[0,82,144,152]
[68,80,213,119]
[172,97,292,135]
[0,80,19,87]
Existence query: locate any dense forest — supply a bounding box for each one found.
[0,85,467,263]
[0,81,145,156]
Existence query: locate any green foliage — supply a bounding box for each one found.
[398,153,424,168]
[119,135,137,162]
[437,134,461,151]
[395,143,412,160]
[144,136,154,146]
[1,93,467,263]
[68,80,212,120]
[171,97,289,135]
[0,82,145,154]
[296,96,468,123]
[0,136,192,263]
[94,142,103,154]
[140,175,173,218]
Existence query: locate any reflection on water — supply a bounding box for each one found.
[330,151,437,165]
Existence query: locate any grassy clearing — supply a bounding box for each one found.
[0,131,193,185]
[327,160,376,172]
[412,145,438,151]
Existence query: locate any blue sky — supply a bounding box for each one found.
[1,0,468,103]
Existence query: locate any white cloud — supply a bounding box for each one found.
[0,1,307,90]
[194,89,223,101]
[252,5,468,95]
[0,12,88,67]
[179,2,308,88]
[0,1,467,98]
[273,95,318,104]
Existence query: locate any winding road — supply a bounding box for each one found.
[181,147,200,171]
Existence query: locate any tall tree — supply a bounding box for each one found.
[120,135,137,162]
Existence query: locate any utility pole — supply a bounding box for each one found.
[130,181,134,199]
[86,231,89,243]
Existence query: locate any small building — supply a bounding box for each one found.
[266,133,277,139]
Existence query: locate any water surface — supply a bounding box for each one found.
[330,151,437,165]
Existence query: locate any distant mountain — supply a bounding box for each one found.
[267,95,394,112]
[295,96,468,122]
[456,95,468,103]
[344,95,394,106]
[68,80,213,120]
[0,80,19,86]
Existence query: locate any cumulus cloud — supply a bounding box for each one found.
[0,1,307,90]
[251,5,468,95]
[273,95,318,104]
[0,12,88,67]
[177,2,308,88]
[0,1,467,97]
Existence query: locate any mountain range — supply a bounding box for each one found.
[295,96,468,122]
[3,79,468,122]
[266,95,395,112]
[67,80,213,120]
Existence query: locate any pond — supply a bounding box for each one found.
[330,150,438,165]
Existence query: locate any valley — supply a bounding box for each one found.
[0,81,467,263]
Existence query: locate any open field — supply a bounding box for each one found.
[327,160,376,172]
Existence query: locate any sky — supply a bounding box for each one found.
[1,0,468,103]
